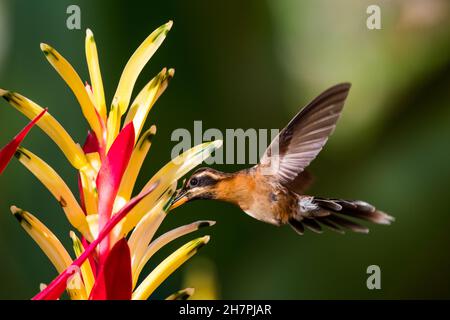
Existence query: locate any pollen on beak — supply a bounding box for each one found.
[170,191,189,210]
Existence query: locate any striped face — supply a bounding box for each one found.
[171,167,225,208]
[183,167,224,199]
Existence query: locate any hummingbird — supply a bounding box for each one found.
[171,83,393,235]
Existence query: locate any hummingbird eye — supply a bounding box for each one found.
[189,178,199,187]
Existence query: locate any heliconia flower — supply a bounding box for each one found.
[0,21,222,300]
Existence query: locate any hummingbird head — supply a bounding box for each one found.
[171,167,230,209]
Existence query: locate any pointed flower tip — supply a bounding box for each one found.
[185,288,195,295]
[213,140,223,149]
[10,206,26,224]
[0,108,46,175]
[0,88,8,96]
[201,235,210,244]
[198,221,216,229]
[39,43,49,51]
[166,20,173,29]
[149,125,157,135]
[40,43,59,62]
[168,68,175,77]
[86,28,93,38]
[10,205,20,215]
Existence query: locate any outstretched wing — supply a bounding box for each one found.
[259,83,351,188]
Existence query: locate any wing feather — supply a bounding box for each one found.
[259,83,351,187]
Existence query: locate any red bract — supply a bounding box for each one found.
[96,122,135,259]
[0,109,46,174]
[83,131,100,154]
[89,239,132,300]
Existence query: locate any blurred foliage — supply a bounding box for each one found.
[182,257,219,300]
[0,0,449,299]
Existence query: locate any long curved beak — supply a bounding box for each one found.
[170,189,189,210]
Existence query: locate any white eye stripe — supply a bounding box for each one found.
[189,172,220,187]
[194,172,219,180]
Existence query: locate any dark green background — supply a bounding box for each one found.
[0,0,449,299]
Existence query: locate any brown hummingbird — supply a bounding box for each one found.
[171,83,393,235]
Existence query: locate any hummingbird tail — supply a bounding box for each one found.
[289,198,394,235]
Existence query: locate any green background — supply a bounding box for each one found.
[0,0,449,299]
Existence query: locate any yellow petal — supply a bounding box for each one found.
[165,288,195,300]
[15,147,93,241]
[112,21,172,116]
[144,140,223,191]
[0,89,89,170]
[106,102,121,150]
[117,184,170,238]
[85,29,107,120]
[132,236,210,300]
[66,272,87,300]
[85,83,95,105]
[11,206,72,272]
[13,210,87,300]
[116,126,156,204]
[127,195,169,288]
[70,231,95,296]
[79,165,98,216]
[120,140,222,235]
[40,43,103,140]
[124,68,174,141]
[86,214,99,239]
[128,194,167,260]
[134,221,215,287]
[153,69,174,103]
[85,152,101,173]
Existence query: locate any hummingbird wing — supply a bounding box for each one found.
[259,83,351,188]
[286,170,314,194]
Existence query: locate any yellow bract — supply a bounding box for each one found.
[70,231,95,296]
[112,21,173,116]
[119,140,222,236]
[117,126,157,204]
[0,89,89,170]
[105,21,172,149]
[124,68,174,141]
[40,43,103,140]
[15,147,93,241]
[132,236,210,300]
[79,168,98,216]
[134,221,215,287]
[10,206,88,299]
[11,206,73,273]
[85,29,107,121]
[128,196,167,287]
[106,102,121,150]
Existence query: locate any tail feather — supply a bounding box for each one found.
[302,218,323,233]
[319,217,345,234]
[326,214,369,234]
[289,197,393,235]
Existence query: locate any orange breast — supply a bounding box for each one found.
[215,172,257,210]
[215,171,294,225]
